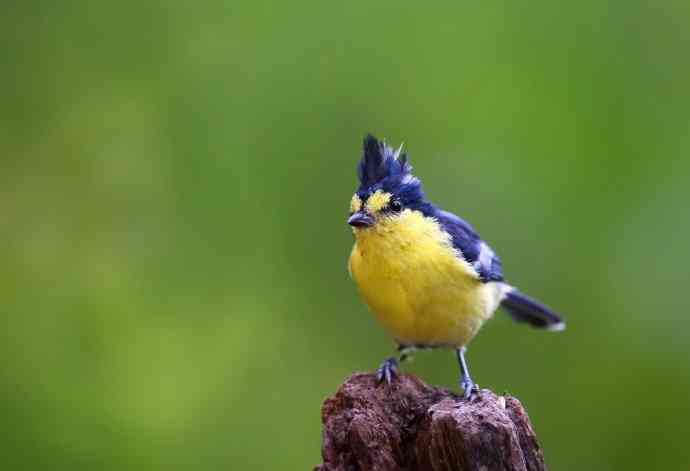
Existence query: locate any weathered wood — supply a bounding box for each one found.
[315,373,546,471]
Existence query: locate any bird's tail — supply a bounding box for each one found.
[501,289,565,331]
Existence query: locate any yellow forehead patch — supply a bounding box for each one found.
[365,190,392,214]
[350,194,362,213]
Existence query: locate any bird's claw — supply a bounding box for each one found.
[376,357,399,384]
[461,377,478,400]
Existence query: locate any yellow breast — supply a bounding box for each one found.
[348,209,503,347]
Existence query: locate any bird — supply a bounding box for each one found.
[347,134,565,398]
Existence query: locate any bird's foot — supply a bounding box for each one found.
[376,357,399,384]
[460,376,479,400]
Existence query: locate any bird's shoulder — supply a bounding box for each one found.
[425,206,504,282]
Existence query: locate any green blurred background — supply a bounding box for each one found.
[2,1,690,469]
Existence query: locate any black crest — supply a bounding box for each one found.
[357,134,411,189]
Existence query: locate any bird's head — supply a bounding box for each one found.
[348,134,426,231]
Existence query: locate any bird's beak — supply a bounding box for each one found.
[347,211,374,228]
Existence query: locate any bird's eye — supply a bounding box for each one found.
[389,200,403,212]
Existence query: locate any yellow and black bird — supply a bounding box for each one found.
[347,135,564,398]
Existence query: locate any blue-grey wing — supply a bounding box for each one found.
[434,209,504,282]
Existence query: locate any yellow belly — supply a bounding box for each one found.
[348,210,504,347]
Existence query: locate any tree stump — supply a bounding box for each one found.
[315,373,546,471]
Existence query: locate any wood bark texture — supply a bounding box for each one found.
[315,373,546,471]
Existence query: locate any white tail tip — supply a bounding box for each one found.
[546,322,566,332]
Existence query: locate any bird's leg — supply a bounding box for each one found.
[456,346,478,399]
[397,344,417,363]
[376,345,417,384]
